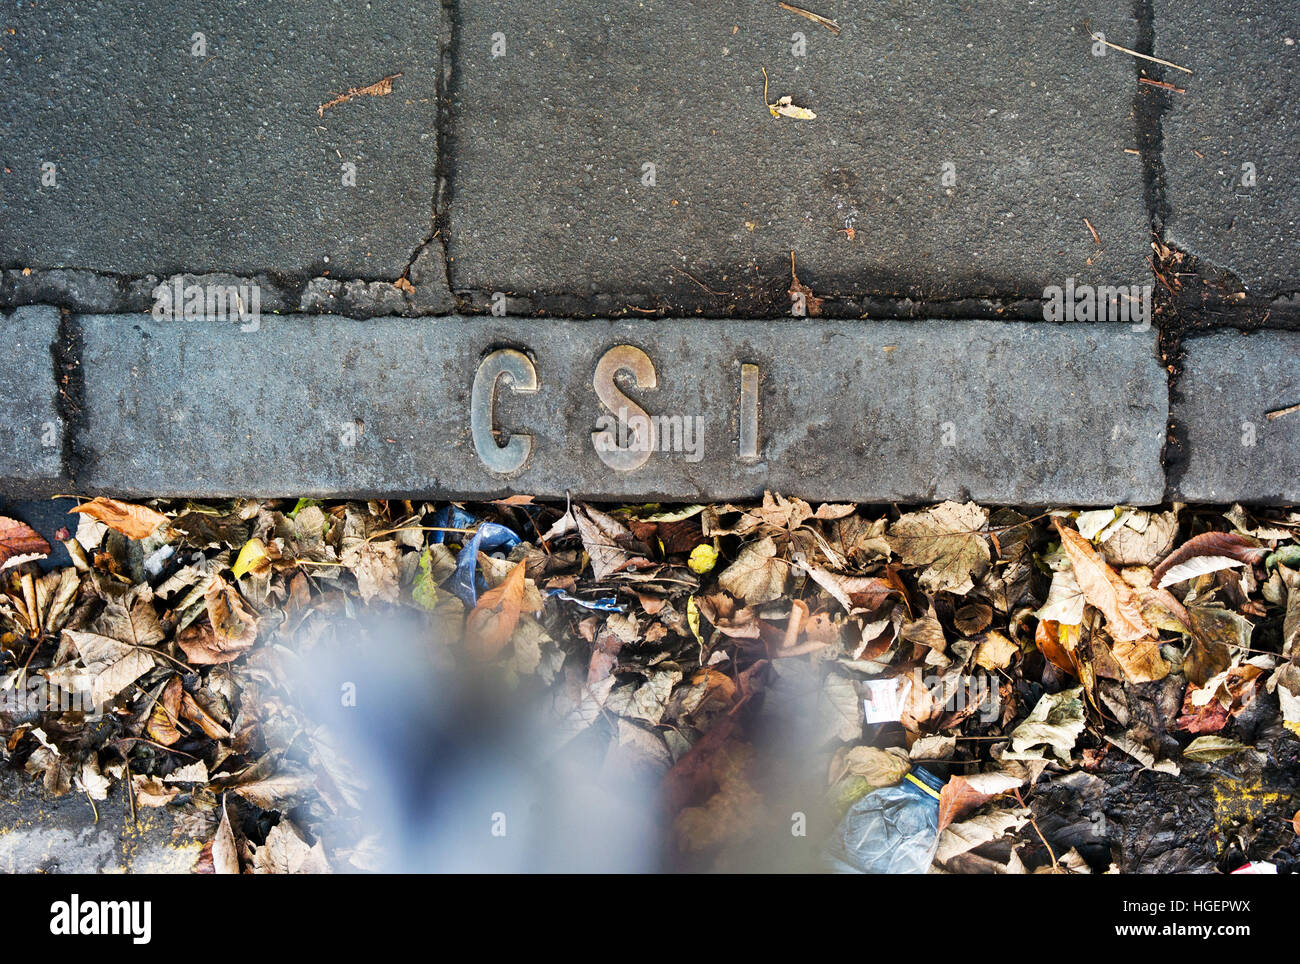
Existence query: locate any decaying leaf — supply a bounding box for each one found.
[1007,687,1085,763]
[1054,519,1153,642]
[466,559,529,659]
[252,820,331,874]
[70,497,167,540]
[889,502,990,595]
[1152,531,1266,589]
[0,515,50,570]
[1183,735,1249,763]
[177,575,258,665]
[937,772,1024,831]
[717,536,788,604]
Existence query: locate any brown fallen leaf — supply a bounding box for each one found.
[1107,635,1172,684]
[181,691,231,740]
[890,501,990,595]
[252,820,331,874]
[466,559,527,659]
[177,575,258,665]
[787,251,824,316]
[70,497,167,540]
[213,796,240,874]
[145,676,185,746]
[937,772,1023,832]
[1054,519,1153,642]
[132,774,179,808]
[1151,531,1266,588]
[716,536,789,604]
[317,71,402,117]
[0,515,49,570]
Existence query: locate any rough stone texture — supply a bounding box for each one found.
[1173,329,1300,502]
[0,306,63,489]
[447,0,1150,301]
[74,314,1166,504]
[1156,1,1299,296]
[0,0,446,286]
[0,769,201,873]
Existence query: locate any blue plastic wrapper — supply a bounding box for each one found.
[545,589,624,612]
[449,521,522,607]
[431,505,479,544]
[824,766,944,874]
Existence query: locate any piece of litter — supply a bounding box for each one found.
[862,676,912,723]
[762,67,817,120]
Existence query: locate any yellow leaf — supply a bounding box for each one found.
[232,537,268,579]
[688,542,719,574]
[686,595,703,646]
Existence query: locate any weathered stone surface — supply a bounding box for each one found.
[447,0,1149,301]
[0,0,446,288]
[1156,0,1299,296]
[74,314,1166,504]
[1173,329,1300,502]
[0,770,201,873]
[0,306,63,489]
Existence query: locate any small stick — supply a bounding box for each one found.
[1091,33,1193,74]
[778,2,841,35]
[1083,217,1101,245]
[1139,76,1186,93]
[318,72,403,116]
[1266,402,1300,421]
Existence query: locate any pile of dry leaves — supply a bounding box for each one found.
[1,494,1297,872]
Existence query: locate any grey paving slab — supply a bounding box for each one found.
[74,314,1166,505]
[1173,329,1300,502]
[0,769,201,873]
[0,0,443,284]
[1156,0,1299,296]
[447,0,1150,302]
[0,306,63,488]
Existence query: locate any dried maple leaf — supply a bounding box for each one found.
[889,501,990,595]
[1053,519,1153,642]
[70,497,167,540]
[0,515,49,570]
[716,536,788,604]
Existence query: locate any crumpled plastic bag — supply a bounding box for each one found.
[825,766,943,873]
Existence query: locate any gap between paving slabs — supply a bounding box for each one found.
[0,494,1296,873]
